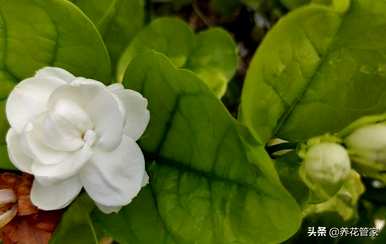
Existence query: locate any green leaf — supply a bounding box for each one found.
[117,17,238,97]
[0,145,16,170]
[0,82,14,169]
[50,194,98,244]
[0,0,111,82]
[0,0,111,169]
[303,170,365,222]
[117,17,194,79]
[69,0,145,67]
[274,151,310,206]
[93,187,176,244]
[94,51,301,244]
[186,28,239,97]
[240,0,386,142]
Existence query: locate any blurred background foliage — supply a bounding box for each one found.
[148,0,289,115]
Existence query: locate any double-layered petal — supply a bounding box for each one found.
[5,67,150,213]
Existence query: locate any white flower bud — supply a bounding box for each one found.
[304,143,351,185]
[345,124,386,164]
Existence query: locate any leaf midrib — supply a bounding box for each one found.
[130,53,287,243]
[140,86,263,192]
[146,153,263,193]
[272,7,350,137]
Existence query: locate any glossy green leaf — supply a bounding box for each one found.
[303,170,365,222]
[274,151,310,206]
[117,17,194,80]
[240,0,386,142]
[92,187,176,244]
[50,194,98,244]
[186,28,239,97]
[69,0,145,67]
[117,17,238,97]
[94,51,301,244]
[0,0,111,169]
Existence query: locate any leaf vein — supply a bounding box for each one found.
[273,10,349,136]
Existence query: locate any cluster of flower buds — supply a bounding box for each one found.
[298,113,386,202]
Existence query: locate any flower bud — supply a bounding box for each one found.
[304,143,351,185]
[300,142,351,202]
[345,124,386,164]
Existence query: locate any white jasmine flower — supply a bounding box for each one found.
[304,143,351,185]
[5,67,150,214]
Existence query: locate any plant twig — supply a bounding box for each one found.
[192,0,212,27]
